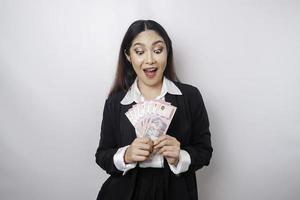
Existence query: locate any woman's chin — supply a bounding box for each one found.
[137,73,162,86]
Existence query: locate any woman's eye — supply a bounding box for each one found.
[154,49,163,54]
[135,51,144,55]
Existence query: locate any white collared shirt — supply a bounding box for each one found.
[113,77,191,175]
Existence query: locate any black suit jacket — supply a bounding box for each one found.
[95,81,213,200]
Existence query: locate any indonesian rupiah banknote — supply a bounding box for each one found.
[125,100,177,140]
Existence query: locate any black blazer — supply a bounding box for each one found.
[95,81,213,200]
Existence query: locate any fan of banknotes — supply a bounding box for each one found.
[125,100,177,140]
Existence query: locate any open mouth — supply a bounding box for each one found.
[143,67,158,73]
[143,67,158,78]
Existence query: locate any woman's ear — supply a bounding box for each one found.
[124,49,131,63]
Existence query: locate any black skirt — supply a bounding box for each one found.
[131,167,166,200]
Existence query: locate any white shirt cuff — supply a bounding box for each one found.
[113,145,137,175]
[168,150,191,175]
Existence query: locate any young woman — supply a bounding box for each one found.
[95,19,213,200]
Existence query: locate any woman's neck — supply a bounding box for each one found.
[137,80,163,101]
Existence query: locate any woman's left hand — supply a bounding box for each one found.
[153,135,180,166]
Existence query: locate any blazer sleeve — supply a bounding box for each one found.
[182,87,213,173]
[95,98,123,176]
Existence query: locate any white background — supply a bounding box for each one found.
[1,0,299,199]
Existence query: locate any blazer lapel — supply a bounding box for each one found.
[119,103,137,146]
[165,92,178,107]
[165,93,181,137]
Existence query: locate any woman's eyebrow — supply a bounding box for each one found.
[133,40,165,47]
[152,40,164,45]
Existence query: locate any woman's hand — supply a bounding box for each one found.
[124,137,153,164]
[153,135,181,166]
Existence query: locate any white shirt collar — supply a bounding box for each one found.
[120,76,182,105]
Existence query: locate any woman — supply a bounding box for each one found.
[95,19,213,200]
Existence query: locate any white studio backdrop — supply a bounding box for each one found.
[1,0,299,200]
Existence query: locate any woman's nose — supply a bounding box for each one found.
[145,51,154,64]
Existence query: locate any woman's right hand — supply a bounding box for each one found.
[124,137,153,164]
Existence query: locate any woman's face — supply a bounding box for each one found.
[125,30,167,88]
